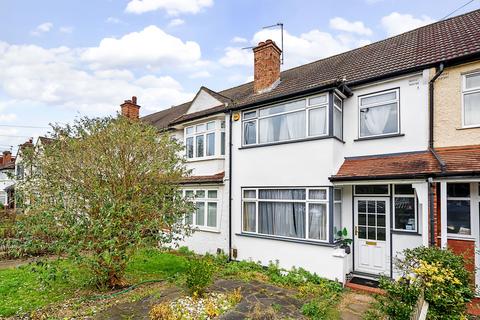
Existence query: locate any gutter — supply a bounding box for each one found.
[228,110,233,261]
[428,63,444,247]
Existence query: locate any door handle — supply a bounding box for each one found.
[355,226,358,236]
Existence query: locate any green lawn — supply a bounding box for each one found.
[0,249,188,317]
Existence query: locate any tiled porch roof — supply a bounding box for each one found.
[331,145,480,182]
[330,151,441,181]
[180,172,225,184]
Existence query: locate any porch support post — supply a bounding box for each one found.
[412,182,429,246]
[440,181,448,249]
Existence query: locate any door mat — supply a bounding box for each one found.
[348,276,380,288]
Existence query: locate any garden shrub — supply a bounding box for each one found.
[185,258,215,296]
[374,246,474,320]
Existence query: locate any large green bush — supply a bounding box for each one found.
[185,258,215,296]
[374,246,474,319]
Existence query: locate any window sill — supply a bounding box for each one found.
[236,232,336,247]
[354,133,404,142]
[446,235,476,241]
[239,135,335,149]
[186,156,225,163]
[193,227,221,234]
[457,125,480,130]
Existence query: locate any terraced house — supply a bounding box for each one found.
[120,10,480,287]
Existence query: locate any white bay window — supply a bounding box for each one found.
[185,120,225,160]
[242,188,329,242]
[463,72,480,127]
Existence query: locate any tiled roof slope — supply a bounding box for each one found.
[435,145,480,175]
[180,172,225,184]
[144,9,480,129]
[330,151,441,181]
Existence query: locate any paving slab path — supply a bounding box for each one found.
[338,291,376,320]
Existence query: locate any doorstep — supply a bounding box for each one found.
[345,276,385,295]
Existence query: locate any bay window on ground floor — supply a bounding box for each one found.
[183,188,219,230]
[241,187,342,244]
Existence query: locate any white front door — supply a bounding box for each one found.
[354,197,390,276]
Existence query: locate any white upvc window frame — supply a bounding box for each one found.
[241,93,330,146]
[241,187,330,243]
[446,182,473,238]
[183,188,220,232]
[358,88,400,139]
[392,184,418,233]
[462,71,480,128]
[333,94,343,140]
[184,119,225,161]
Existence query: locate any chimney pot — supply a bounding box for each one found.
[253,39,282,93]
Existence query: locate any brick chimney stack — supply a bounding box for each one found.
[253,39,282,93]
[121,96,140,119]
[2,151,11,166]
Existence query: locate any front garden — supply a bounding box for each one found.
[0,247,346,319]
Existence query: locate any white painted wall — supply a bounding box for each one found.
[187,89,222,114]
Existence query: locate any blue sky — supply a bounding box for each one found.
[0,0,479,153]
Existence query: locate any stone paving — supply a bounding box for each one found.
[338,291,376,320]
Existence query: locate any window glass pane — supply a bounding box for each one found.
[334,95,342,109]
[334,107,342,138]
[207,190,217,198]
[334,203,342,240]
[207,202,217,227]
[259,202,306,238]
[221,121,225,129]
[464,92,480,126]
[259,111,306,143]
[355,185,389,195]
[308,107,327,136]
[395,197,416,230]
[367,214,376,226]
[358,214,366,225]
[447,200,471,235]
[377,201,386,213]
[196,190,205,198]
[259,189,306,200]
[195,202,205,226]
[185,212,194,225]
[368,227,376,240]
[360,103,398,137]
[308,203,327,240]
[186,127,194,135]
[358,226,367,239]
[196,124,205,133]
[186,137,194,158]
[206,133,215,156]
[465,73,480,90]
[259,100,305,117]
[334,189,342,201]
[206,121,215,130]
[361,91,397,106]
[243,202,256,232]
[309,95,327,106]
[308,189,327,200]
[243,190,256,198]
[185,190,194,198]
[196,135,204,157]
[243,111,257,120]
[244,121,256,145]
[377,214,386,227]
[377,228,386,241]
[358,200,367,213]
[395,184,415,195]
[447,183,470,198]
[221,132,225,155]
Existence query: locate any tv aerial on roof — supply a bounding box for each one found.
[241,22,285,65]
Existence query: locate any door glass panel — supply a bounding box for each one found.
[367,214,376,226]
[358,201,366,213]
[358,226,367,239]
[368,227,376,240]
[377,228,386,241]
[377,201,385,213]
[368,201,375,213]
[358,214,366,225]
[377,214,386,227]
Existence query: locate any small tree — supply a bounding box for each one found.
[16,116,193,287]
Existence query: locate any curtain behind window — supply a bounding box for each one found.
[360,103,397,136]
[259,202,306,238]
[259,111,306,143]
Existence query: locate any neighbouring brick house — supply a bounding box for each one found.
[117,10,480,290]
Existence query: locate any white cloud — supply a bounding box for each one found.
[329,17,372,36]
[31,22,53,36]
[81,25,202,70]
[189,71,211,79]
[59,26,74,34]
[0,113,16,122]
[106,17,122,24]
[168,18,185,27]
[381,12,435,36]
[125,0,213,15]
[0,41,195,113]
[231,36,247,44]
[220,28,370,70]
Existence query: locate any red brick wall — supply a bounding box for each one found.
[447,239,476,278]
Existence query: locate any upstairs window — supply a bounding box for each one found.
[185,120,225,160]
[242,94,329,146]
[359,89,400,138]
[463,72,480,127]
